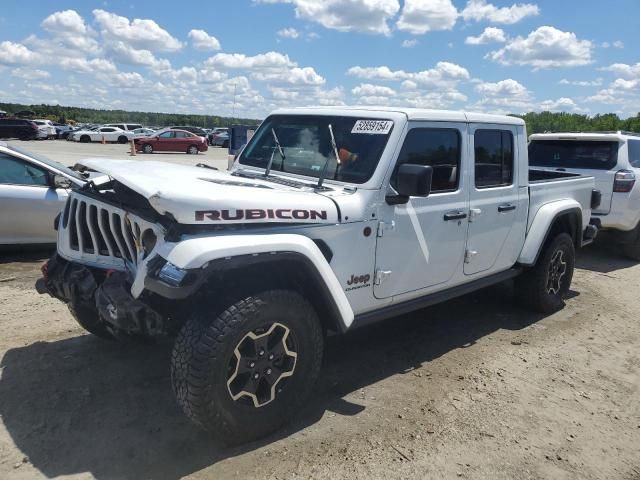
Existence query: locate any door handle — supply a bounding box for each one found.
[444,211,468,221]
[498,204,516,213]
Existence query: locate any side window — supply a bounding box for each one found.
[159,131,174,139]
[392,128,461,193]
[628,140,640,168]
[474,129,514,188]
[0,154,49,186]
[175,131,187,138]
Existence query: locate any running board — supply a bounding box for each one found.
[351,268,522,330]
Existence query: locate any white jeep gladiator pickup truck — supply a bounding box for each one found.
[37,107,599,442]
[529,131,640,259]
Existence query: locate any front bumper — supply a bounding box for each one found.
[37,253,168,337]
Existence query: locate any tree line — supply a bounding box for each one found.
[0,102,260,128]
[1,101,639,133]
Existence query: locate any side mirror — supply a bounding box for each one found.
[53,174,72,189]
[387,164,433,204]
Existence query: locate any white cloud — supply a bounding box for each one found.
[256,0,400,36]
[59,58,117,74]
[539,97,582,112]
[277,27,300,39]
[602,63,640,79]
[488,26,592,69]
[396,0,458,35]
[42,9,91,36]
[473,78,533,112]
[401,39,418,48]
[207,51,295,70]
[108,41,171,70]
[11,68,50,80]
[612,40,624,49]
[93,9,182,52]
[465,27,506,45]
[559,78,602,87]
[0,41,40,66]
[461,0,539,24]
[347,61,469,89]
[188,29,221,51]
[352,83,397,97]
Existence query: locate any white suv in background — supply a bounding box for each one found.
[32,119,57,139]
[104,123,143,131]
[529,131,640,259]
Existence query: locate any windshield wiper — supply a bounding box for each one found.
[317,123,341,189]
[265,128,285,178]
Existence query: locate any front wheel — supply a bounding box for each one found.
[171,290,323,444]
[117,135,128,144]
[187,145,199,155]
[515,233,575,314]
[142,143,153,154]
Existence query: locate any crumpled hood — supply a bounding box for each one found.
[78,159,339,225]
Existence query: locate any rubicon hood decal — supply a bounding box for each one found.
[77,159,339,225]
[196,209,328,221]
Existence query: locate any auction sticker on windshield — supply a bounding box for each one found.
[351,120,393,134]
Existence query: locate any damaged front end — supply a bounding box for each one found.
[38,253,170,339]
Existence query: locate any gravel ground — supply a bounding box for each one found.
[0,243,638,480]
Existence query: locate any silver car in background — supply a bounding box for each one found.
[0,141,86,245]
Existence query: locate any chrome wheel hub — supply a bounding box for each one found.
[546,249,567,295]
[226,322,297,408]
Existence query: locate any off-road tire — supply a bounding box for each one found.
[515,233,575,314]
[187,145,199,155]
[117,135,128,144]
[142,143,153,154]
[622,241,640,261]
[171,289,323,444]
[68,303,114,340]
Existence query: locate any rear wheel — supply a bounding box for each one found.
[187,145,199,155]
[171,289,323,444]
[222,140,229,149]
[80,135,90,143]
[515,233,575,314]
[117,135,128,144]
[142,143,153,154]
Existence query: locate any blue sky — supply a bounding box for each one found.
[0,0,638,119]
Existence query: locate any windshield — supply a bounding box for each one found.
[529,140,619,170]
[238,115,394,184]
[7,145,84,180]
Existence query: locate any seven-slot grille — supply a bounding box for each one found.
[58,192,160,270]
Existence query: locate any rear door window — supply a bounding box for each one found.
[529,140,619,170]
[628,140,640,168]
[474,130,514,188]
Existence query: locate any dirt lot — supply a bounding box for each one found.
[0,243,638,480]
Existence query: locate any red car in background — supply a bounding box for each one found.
[135,129,208,154]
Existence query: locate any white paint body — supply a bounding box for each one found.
[55,107,597,330]
[529,132,640,233]
[71,126,134,143]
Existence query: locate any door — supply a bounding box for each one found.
[174,131,192,151]
[156,131,175,151]
[374,123,470,299]
[464,126,527,275]
[0,153,66,244]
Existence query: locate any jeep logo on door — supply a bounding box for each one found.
[346,273,371,292]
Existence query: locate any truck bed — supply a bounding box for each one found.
[529,168,584,183]
[528,169,595,242]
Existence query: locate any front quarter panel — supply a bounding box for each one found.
[151,233,355,329]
